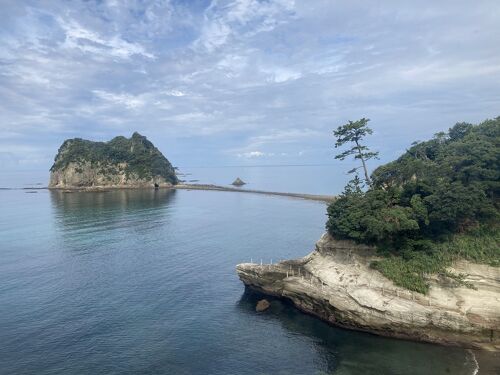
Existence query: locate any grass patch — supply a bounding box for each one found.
[370,225,499,294]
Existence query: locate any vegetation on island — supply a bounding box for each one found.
[50,132,178,184]
[327,117,499,293]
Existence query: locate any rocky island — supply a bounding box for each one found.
[237,118,500,350]
[49,132,178,189]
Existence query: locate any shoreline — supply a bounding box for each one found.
[0,184,336,203]
[236,234,500,352]
[173,184,335,202]
[4,184,336,203]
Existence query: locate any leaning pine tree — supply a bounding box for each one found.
[333,118,378,186]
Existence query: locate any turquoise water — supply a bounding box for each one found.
[0,187,482,374]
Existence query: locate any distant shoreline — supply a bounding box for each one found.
[173,184,336,203]
[2,184,336,203]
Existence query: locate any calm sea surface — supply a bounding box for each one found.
[0,167,488,374]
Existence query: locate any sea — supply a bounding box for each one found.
[0,166,496,374]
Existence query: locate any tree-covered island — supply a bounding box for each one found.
[49,132,178,189]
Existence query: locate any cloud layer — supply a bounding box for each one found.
[1,0,499,173]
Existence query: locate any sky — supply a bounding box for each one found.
[1,0,499,178]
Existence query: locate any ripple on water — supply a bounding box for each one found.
[0,188,486,375]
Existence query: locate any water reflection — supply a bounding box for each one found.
[50,188,176,212]
[50,189,177,249]
[238,289,477,375]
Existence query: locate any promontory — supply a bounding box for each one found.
[49,132,178,189]
[237,117,500,350]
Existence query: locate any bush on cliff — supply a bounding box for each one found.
[326,117,500,293]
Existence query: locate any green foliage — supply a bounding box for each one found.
[333,118,379,185]
[327,117,500,293]
[370,225,499,293]
[50,132,178,184]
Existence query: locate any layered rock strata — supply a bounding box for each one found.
[236,233,500,350]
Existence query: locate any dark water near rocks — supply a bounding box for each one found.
[0,188,486,374]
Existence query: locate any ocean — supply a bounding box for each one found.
[0,166,490,374]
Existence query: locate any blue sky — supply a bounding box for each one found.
[1,0,499,175]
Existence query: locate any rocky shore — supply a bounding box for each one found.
[49,162,175,189]
[236,233,500,351]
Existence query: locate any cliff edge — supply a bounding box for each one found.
[49,132,178,189]
[236,233,500,351]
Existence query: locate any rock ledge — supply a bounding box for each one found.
[236,233,500,350]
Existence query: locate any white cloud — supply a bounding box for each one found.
[247,129,322,146]
[92,90,145,109]
[263,66,302,83]
[193,0,296,52]
[164,90,186,97]
[237,151,266,158]
[1,0,499,173]
[57,17,155,60]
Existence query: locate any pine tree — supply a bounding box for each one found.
[334,118,379,186]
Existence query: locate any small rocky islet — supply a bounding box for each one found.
[231,177,246,186]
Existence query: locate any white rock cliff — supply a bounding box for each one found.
[236,233,500,350]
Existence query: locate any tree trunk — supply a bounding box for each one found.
[355,140,371,186]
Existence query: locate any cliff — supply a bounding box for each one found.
[49,132,178,189]
[236,233,500,351]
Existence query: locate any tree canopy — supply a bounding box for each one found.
[326,117,500,292]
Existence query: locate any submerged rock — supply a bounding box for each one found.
[236,233,500,351]
[231,177,246,186]
[256,299,270,312]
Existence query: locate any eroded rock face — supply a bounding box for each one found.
[236,233,500,351]
[49,161,173,189]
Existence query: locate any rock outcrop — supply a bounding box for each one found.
[236,233,500,351]
[256,299,270,312]
[231,177,246,186]
[49,132,178,189]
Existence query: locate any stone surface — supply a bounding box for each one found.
[49,161,174,189]
[236,233,500,351]
[256,299,271,312]
[231,177,246,186]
